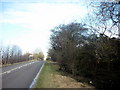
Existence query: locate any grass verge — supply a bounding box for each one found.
[35,61,96,88]
[35,61,59,88]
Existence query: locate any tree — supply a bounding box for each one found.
[83,1,120,38]
[33,48,44,60]
[47,48,56,61]
[50,23,89,74]
[22,52,31,61]
[10,45,22,63]
[49,22,120,89]
[80,1,120,88]
[33,52,44,60]
[1,45,23,64]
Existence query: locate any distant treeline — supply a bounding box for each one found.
[0,45,32,65]
[0,45,44,65]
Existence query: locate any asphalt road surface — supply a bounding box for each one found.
[1,60,44,88]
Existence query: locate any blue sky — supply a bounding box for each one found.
[0,0,90,56]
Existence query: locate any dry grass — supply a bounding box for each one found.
[35,61,96,89]
[51,74,93,88]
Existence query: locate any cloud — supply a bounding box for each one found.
[1,2,88,55]
[2,3,87,26]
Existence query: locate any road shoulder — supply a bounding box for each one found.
[35,61,96,88]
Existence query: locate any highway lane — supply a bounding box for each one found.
[2,60,44,88]
[2,61,37,73]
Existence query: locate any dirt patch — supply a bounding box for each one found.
[51,73,94,88]
[35,62,97,89]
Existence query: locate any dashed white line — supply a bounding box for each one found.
[0,61,36,76]
[6,70,11,74]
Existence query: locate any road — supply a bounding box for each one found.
[1,60,44,88]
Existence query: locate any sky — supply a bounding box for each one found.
[0,0,91,56]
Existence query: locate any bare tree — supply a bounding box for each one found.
[1,45,23,64]
[33,48,44,60]
[83,1,120,38]
[49,21,120,89]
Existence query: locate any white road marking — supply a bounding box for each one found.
[29,62,45,88]
[0,61,37,75]
[6,70,11,74]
